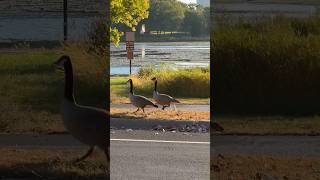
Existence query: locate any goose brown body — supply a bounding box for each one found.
[54,55,109,167]
[151,77,180,110]
[127,79,158,112]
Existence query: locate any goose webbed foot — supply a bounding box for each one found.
[73,146,94,163]
[133,108,140,113]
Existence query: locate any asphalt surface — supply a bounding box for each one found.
[111,104,210,112]
[0,132,210,180]
[1,132,320,179]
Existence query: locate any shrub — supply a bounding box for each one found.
[212,15,320,115]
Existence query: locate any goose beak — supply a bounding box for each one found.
[53,61,64,71]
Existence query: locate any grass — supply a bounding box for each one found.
[110,77,209,104]
[110,66,210,104]
[0,148,106,179]
[0,44,108,134]
[111,108,209,121]
[215,116,320,135]
[211,154,320,179]
[213,15,320,114]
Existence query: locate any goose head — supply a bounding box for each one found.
[54,55,71,70]
[126,79,133,84]
[151,77,157,81]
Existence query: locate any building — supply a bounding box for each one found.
[197,0,210,7]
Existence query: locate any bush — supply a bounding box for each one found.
[133,66,210,98]
[212,15,320,115]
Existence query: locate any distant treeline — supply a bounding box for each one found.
[213,15,320,115]
[114,0,210,37]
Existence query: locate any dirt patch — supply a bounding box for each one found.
[111,108,210,121]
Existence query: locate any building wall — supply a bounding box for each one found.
[0,0,107,42]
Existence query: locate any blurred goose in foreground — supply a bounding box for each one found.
[54,55,109,166]
[212,122,224,132]
[151,77,180,110]
[127,79,158,112]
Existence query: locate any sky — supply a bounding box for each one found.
[178,0,197,4]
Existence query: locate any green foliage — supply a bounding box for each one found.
[87,18,109,56]
[111,0,149,45]
[146,0,186,33]
[213,15,320,114]
[182,6,210,36]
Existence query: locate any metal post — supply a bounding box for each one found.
[63,0,68,41]
[129,59,132,76]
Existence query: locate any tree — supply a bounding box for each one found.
[182,5,209,36]
[145,0,187,34]
[111,0,149,45]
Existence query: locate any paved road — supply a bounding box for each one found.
[0,132,210,180]
[111,104,210,112]
[1,133,320,178]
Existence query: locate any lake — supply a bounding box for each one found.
[110,42,210,76]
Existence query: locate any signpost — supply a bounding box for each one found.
[63,0,68,41]
[126,32,135,75]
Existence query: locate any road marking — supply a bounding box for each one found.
[110,138,210,144]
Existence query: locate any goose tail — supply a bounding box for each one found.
[172,98,180,103]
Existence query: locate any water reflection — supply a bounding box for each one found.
[111,42,210,76]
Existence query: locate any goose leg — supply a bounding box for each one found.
[142,108,145,113]
[133,108,140,113]
[104,147,110,177]
[73,146,94,163]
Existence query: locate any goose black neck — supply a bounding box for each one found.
[154,80,157,91]
[63,59,75,102]
[129,80,133,93]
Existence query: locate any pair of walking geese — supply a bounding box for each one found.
[127,78,180,112]
[54,55,223,171]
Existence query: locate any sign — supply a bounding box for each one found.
[127,51,133,59]
[126,32,135,60]
[126,32,135,41]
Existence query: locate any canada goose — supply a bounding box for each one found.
[151,77,180,110]
[54,55,109,166]
[212,122,224,132]
[127,79,158,112]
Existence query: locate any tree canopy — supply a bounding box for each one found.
[145,0,186,33]
[110,0,149,45]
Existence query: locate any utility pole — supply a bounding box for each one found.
[63,0,68,41]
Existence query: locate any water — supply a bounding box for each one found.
[110,42,210,76]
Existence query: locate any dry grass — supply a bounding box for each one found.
[0,148,107,179]
[111,108,210,121]
[0,44,108,134]
[211,154,320,179]
[111,95,209,104]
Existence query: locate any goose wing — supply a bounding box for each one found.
[131,94,156,107]
[157,93,180,103]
